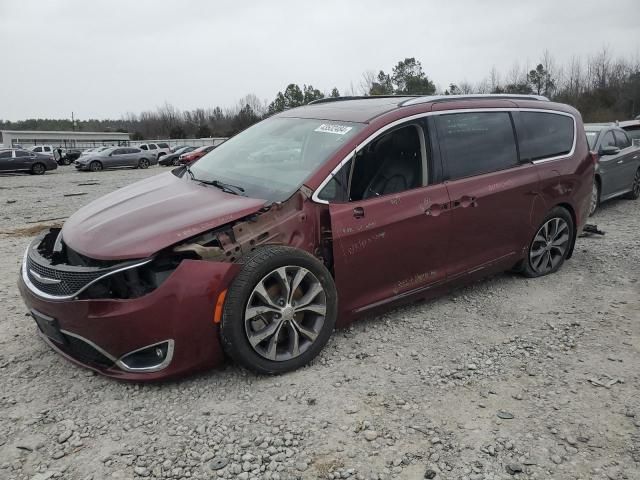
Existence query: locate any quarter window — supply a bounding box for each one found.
[518,112,574,161]
[435,112,518,180]
[614,130,631,149]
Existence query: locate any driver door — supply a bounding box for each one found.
[325,122,451,317]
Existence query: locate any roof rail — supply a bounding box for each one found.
[308,95,416,105]
[399,94,550,107]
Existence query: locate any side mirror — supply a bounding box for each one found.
[600,145,620,156]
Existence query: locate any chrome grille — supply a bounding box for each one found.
[26,255,107,297]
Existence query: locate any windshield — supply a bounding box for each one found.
[189,117,363,201]
[585,131,599,149]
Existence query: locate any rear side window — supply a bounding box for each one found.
[149,144,157,150]
[614,130,631,149]
[518,112,574,161]
[158,143,169,149]
[15,150,30,157]
[140,145,148,150]
[0,151,12,159]
[435,112,518,180]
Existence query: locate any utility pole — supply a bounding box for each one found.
[71,112,75,131]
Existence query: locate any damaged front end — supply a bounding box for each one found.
[24,190,321,303]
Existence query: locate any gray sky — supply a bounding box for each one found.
[1,0,638,121]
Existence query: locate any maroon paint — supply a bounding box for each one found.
[62,172,266,260]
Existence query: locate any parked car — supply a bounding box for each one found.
[585,124,640,215]
[28,145,54,156]
[18,94,593,380]
[179,145,215,164]
[0,148,57,174]
[159,146,196,166]
[74,146,156,171]
[138,142,171,160]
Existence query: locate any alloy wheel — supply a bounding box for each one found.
[244,266,327,362]
[529,217,570,274]
[32,163,45,174]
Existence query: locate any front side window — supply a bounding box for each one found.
[158,143,169,149]
[140,145,148,150]
[190,117,363,202]
[149,144,157,150]
[33,147,42,152]
[518,112,574,161]
[601,131,616,149]
[624,128,640,141]
[15,150,30,157]
[435,112,518,180]
[614,130,631,149]
[349,124,424,201]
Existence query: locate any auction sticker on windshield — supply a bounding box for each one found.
[315,124,353,135]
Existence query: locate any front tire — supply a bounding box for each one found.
[89,161,103,172]
[623,168,640,200]
[172,157,180,166]
[138,158,150,169]
[522,207,574,278]
[31,163,46,175]
[221,246,337,374]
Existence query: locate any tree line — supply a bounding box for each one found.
[2,47,638,140]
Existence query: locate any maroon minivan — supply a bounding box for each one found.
[18,95,594,380]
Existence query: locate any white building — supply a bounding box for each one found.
[0,130,130,149]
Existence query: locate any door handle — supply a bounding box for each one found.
[353,206,365,219]
[424,203,448,216]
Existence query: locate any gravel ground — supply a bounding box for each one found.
[0,166,638,480]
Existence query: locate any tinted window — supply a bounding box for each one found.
[158,143,169,149]
[614,130,631,149]
[44,146,51,152]
[149,144,157,150]
[127,148,141,154]
[15,150,31,157]
[0,151,11,159]
[33,147,42,152]
[518,112,574,161]
[140,145,148,150]
[112,148,126,155]
[435,112,517,180]
[601,131,616,148]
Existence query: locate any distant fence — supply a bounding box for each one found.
[6,137,228,150]
[129,138,228,149]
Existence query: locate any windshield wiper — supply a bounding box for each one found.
[184,165,245,196]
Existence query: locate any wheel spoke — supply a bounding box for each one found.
[288,322,300,357]
[292,320,318,342]
[288,268,308,303]
[265,323,284,360]
[273,267,291,302]
[295,303,326,316]
[551,233,569,247]
[294,281,324,309]
[253,280,279,309]
[530,246,546,258]
[245,305,280,320]
[248,319,283,347]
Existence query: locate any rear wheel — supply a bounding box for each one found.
[31,162,46,175]
[589,179,600,216]
[221,246,337,374]
[172,157,180,166]
[623,168,640,200]
[522,207,574,278]
[62,157,71,166]
[89,161,103,172]
[138,158,150,169]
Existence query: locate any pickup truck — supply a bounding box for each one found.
[585,124,640,215]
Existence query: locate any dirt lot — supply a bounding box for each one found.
[0,166,638,480]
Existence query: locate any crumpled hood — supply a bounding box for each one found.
[62,171,267,260]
